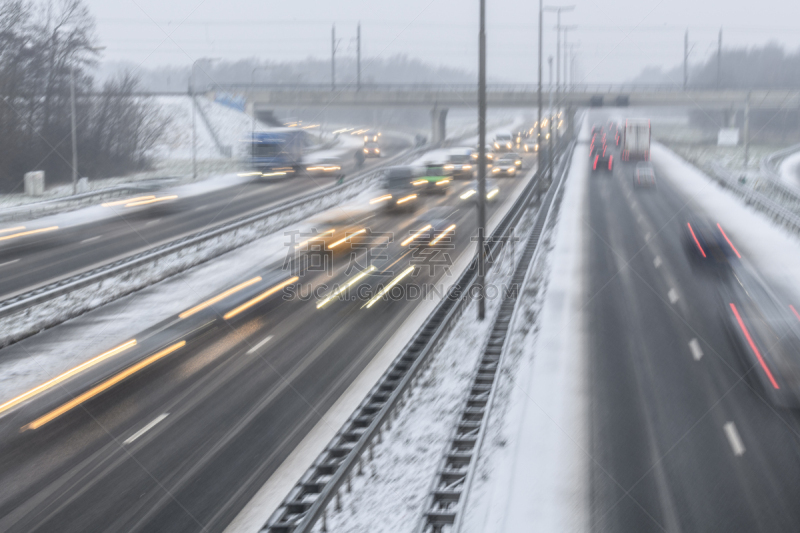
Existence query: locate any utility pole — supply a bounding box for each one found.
[191,57,219,181]
[477,0,487,320]
[331,25,336,91]
[70,67,77,194]
[563,25,576,91]
[357,22,361,91]
[545,6,574,148]
[683,29,688,90]
[537,0,543,177]
[548,56,553,88]
[744,92,751,168]
[717,28,722,89]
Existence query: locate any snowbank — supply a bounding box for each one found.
[460,122,590,533]
[779,150,800,190]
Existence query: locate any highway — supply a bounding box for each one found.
[0,156,535,532]
[0,135,409,301]
[584,114,800,531]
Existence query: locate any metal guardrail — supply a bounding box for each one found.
[711,162,800,235]
[415,141,574,533]
[0,183,168,222]
[261,141,571,533]
[215,83,800,94]
[0,147,421,323]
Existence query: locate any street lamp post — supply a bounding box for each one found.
[69,46,105,194]
[251,66,268,141]
[537,0,543,178]
[191,57,220,181]
[545,5,574,148]
[477,0,487,320]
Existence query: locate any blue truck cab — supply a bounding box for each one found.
[251,129,306,176]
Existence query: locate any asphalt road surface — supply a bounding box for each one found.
[585,119,800,532]
[0,136,409,301]
[0,157,536,533]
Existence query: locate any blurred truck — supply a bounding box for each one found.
[622,119,650,161]
[251,129,306,175]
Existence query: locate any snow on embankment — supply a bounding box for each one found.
[779,150,800,190]
[654,142,800,303]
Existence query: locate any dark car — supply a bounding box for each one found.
[401,206,459,247]
[444,150,475,179]
[591,143,613,172]
[371,166,421,212]
[682,218,737,275]
[722,269,800,408]
[414,164,452,195]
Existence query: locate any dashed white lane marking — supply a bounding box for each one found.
[689,338,704,361]
[0,258,20,268]
[723,421,746,456]
[668,288,679,304]
[124,413,169,445]
[247,335,274,354]
[80,235,102,244]
[145,218,162,226]
[654,256,662,268]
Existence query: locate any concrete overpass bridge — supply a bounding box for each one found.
[206,84,800,143]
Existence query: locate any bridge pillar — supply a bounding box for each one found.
[431,106,448,144]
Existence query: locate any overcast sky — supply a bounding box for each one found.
[86,0,800,83]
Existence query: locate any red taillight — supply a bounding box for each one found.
[687,223,706,258]
[608,155,613,170]
[603,145,607,156]
[730,303,780,389]
[716,223,741,258]
[593,155,598,170]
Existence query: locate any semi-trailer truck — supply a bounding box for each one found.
[251,129,306,175]
[622,119,651,161]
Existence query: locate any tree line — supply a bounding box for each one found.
[0,0,168,193]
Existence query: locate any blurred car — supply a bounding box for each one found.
[523,140,539,153]
[591,143,613,172]
[591,124,602,135]
[413,164,452,195]
[682,217,737,274]
[306,157,344,179]
[508,152,523,169]
[633,162,656,188]
[363,141,381,158]
[472,146,496,166]
[444,149,475,179]
[493,132,514,152]
[492,154,518,177]
[371,166,422,213]
[459,178,500,204]
[722,270,800,408]
[402,206,460,247]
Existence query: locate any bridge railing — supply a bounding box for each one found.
[209,83,800,94]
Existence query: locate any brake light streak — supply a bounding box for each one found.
[729,303,780,389]
[687,223,706,258]
[22,341,187,431]
[716,223,741,258]
[0,339,137,417]
[790,305,800,323]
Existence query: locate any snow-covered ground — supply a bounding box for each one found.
[779,150,800,190]
[461,118,590,533]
